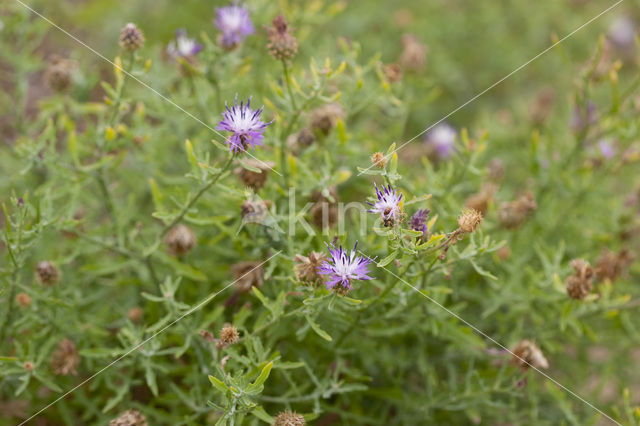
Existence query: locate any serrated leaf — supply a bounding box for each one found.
[305,315,332,341]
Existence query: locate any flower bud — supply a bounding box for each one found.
[164,224,197,256]
[383,63,402,83]
[266,15,298,61]
[44,55,74,92]
[309,103,345,135]
[119,23,145,52]
[511,340,549,370]
[273,410,306,426]
[497,191,537,229]
[23,361,34,372]
[127,306,143,323]
[294,252,328,286]
[51,338,80,376]
[232,261,265,293]
[219,324,239,346]
[595,248,633,282]
[371,152,388,169]
[565,259,594,300]
[109,409,148,426]
[35,261,60,286]
[16,292,32,307]
[399,34,427,72]
[235,159,275,191]
[458,208,483,234]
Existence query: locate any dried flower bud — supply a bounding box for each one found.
[595,249,633,282]
[232,261,265,293]
[241,199,271,224]
[235,159,275,191]
[127,306,143,322]
[110,409,148,426]
[511,340,549,370]
[273,410,306,426]
[497,246,511,261]
[164,224,197,256]
[199,330,215,342]
[16,292,32,307]
[51,338,80,376]
[383,63,402,83]
[266,15,298,60]
[294,252,328,286]
[309,103,345,135]
[35,261,60,286]
[565,259,594,300]
[220,325,239,346]
[44,56,74,92]
[464,184,497,215]
[487,158,504,181]
[498,191,537,229]
[119,23,145,52]
[458,208,483,234]
[399,34,427,72]
[23,361,34,371]
[371,152,388,169]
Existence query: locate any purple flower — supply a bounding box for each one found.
[570,101,597,133]
[409,208,430,238]
[317,242,373,292]
[368,184,403,227]
[217,95,271,153]
[608,16,637,50]
[598,139,616,159]
[167,29,202,59]
[425,123,456,158]
[214,4,254,47]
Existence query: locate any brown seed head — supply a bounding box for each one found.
[45,55,74,92]
[235,160,275,191]
[127,306,144,322]
[119,23,145,52]
[458,208,483,233]
[595,248,633,282]
[16,292,32,307]
[23,361,35,371]
[464,184,498,215]
[383,63,403,83]
[399,34,427,71]
[266,15,298,60]
[35,261,60,286]
[511,340,549,370]
[220,325,239,346]
[294,252,328,286]
[241,199,271,224]
[309,103,345,135]
[565,259,594,300]
[273,410,306,426]
[232,261,265,293]
[51,338,80,376]
[498,191,537,229]
[109,409,148,426]
[164,224,197,256]
[371,152,388,169]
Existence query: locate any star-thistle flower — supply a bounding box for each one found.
[317,243,372,294]
[214,4,254,47]
[425,123,456,159]
[368,184,403,227]
[409,208,430,238]
[217,95,271,153]
[167,29,202,59]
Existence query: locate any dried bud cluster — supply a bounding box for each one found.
[241,199,271,224]
[309,103,345,135]
[399,34,427,71]
[287,128,316,154]
[35,261,60,286]
[164,224,197,256]
[383,63,403,83]
[511,340,549,370]
[294,252,328,286]
[232,261,265,293]
[50,338,80,376]
[595,248,633,282]
[310,188,338,229]
[119,23,145,52]
[565,259,594,300]
[219,324,239,346]
[273,410,306,426]
[235,160,275,191]
[464,184,498,215]
[45,56,74,92]
[266,15,298,60]
[498,191,537,229]
[16,292,32,307]
[371,152,388,169]
[110,409,148,426]
[127,306,144,322]
[458,208,483,234]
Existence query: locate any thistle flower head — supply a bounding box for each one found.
[232,261,265,293]
[565,259,594,300]
[119,23,145,52]
[266,15,298,60]
[371,152,388,169]
[409,208,430,238]
[217,95,271,153]
[35,261,60,286]
[458,208,483,233]
[220,324,239,345]
[425,123,456,159]
[45,55,74,92]
[511,340,549,370]
[16,292,32,307]
[164,224,197,256]
[317,242,373,294]
[167,29,202,59]
[215,4,254,47]
[294,251,328,286]
[273,410,306,426]
[368,184,403,227]
[235,159,275,191]
[51,338,80,376]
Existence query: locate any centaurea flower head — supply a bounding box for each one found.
[368,184,403,227]
[317,243,373,295]
[425,123,456,159]
[409,208,430,238]
[215,4,254,48]
[167,29,202,60]
[217,95,271,153]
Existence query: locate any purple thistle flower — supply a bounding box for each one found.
[368,184,403,227]
[217,95,271,153]
[425,123,457,158]
[167,29,203,59]
[598,139,616,159]
[409,208,430,238]
[317,242,373,292]
[214,4,254,47]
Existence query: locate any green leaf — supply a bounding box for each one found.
[246,361,273,394]
[251,406,274,423]
[305,315,332,342]
[377,250,398,268]
[208,375,229,394]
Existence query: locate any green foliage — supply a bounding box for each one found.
[1,1,640,425]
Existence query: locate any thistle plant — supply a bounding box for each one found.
[1,1,640,425]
